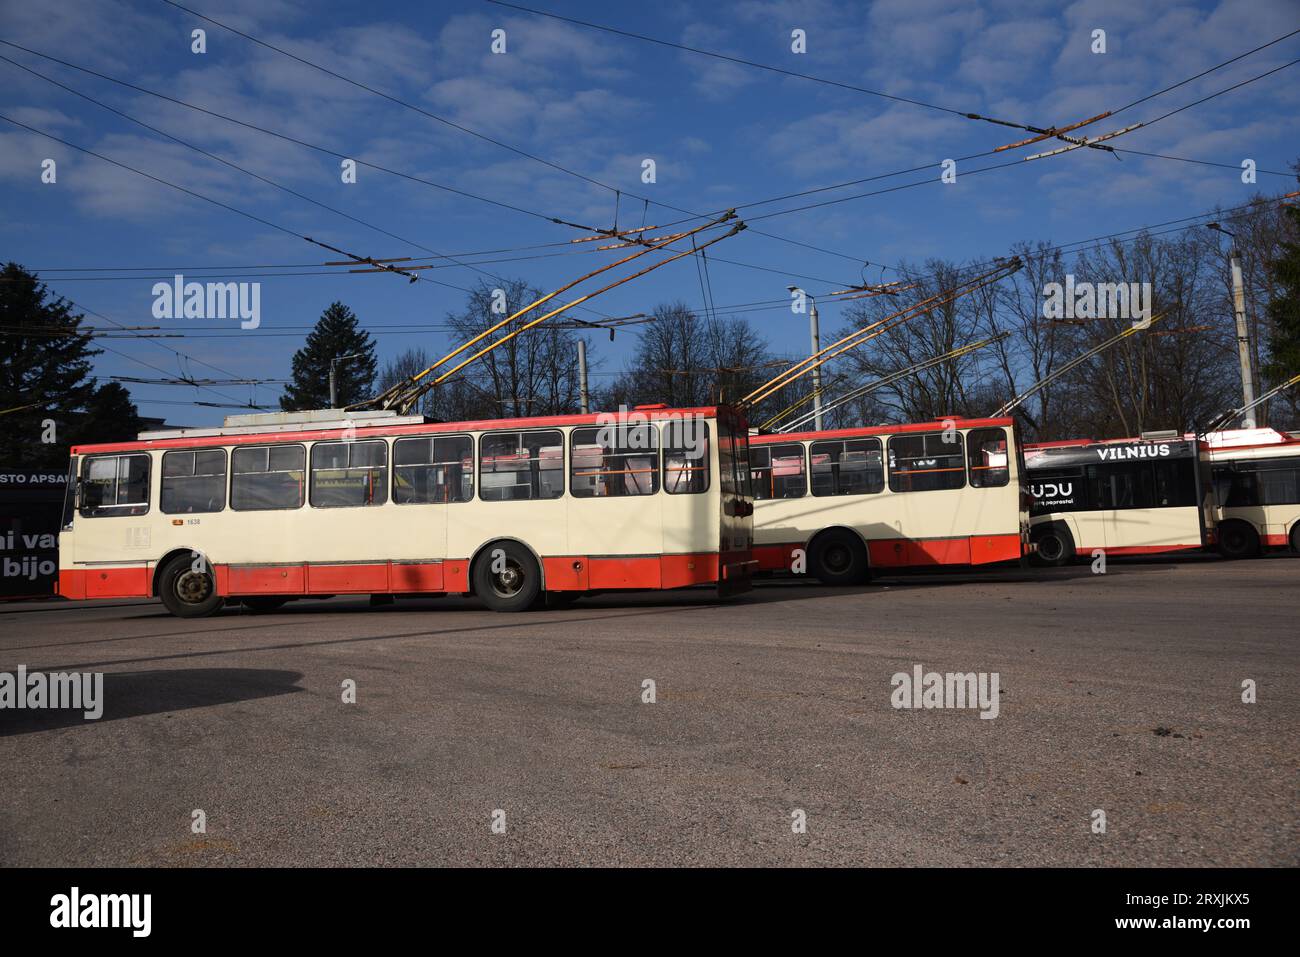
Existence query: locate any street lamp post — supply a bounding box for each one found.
[329,353,365,410]
[1205,223,1257,428]
[577,338,590,414]
[789,285,824,430]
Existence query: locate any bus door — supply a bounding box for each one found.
[713,409,755,595]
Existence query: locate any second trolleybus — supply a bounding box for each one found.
[749,417,1031,584]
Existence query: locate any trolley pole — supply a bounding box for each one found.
[1206,223,1257,428]
[577,338,590,414]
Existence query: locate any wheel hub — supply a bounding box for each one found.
[825,546,851,572]
[493,562,523,597]
[175,570,212,604]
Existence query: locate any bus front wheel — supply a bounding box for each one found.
[473,541,542,612]
[1030,524,1075,567]
[1217,520,1260,560]
[1291,523,1300,554]
[158,554,224,618]
[809,530,869,586]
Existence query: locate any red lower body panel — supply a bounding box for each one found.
[57,567,150,600]
[1077,543,1202,556]
[542,553,723,591]
[756,533,1022,572]
[58,554,724,601]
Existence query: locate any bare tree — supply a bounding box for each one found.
[605,301,774,411]
[442,280,590,418]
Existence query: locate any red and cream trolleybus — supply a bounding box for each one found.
[1206,427,1300,557]
[1023,432,1214,564]
[749,417,1030,584]
[56,405,755,617]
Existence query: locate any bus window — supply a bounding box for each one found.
[1257,457,1300,504]
[967,428,1009,488]
[80,453,150,517]
[309,440,388,508]
[62,456,79,529]
[751,443,806,500]
[810,438,884,497]
[161,449,227,514]
[1219,456,1300,506]
[479,430,564,501]
[570,425,659,497]
[231,445,306,511]
[888,433,965,493]
[1151,459,1198,507]
[393,435,473,504]
[664,419,710,494]
[717,426,748,498]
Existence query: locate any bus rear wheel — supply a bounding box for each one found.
[1291,523,1300,554]
[809,530,869,586]
[473,541,541,613]
[1217,520,1260,559]
[1030,524,1075,567]
[158,554,223,618]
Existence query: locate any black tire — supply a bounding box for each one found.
[808,530,869,586]
[241,596,289,614]
[157,554,223,618]
[1030,524,1076,567]
[1291,522,1300,554]
[1218,520,1260,559]
[473,541,542,612]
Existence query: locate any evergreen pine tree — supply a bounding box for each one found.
[1264,202,1300,383]
[0,262,141,468]
[280,301,377,411]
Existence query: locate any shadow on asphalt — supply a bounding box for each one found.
[0,667,304,736]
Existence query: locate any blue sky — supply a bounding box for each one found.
[2,0,1298,425]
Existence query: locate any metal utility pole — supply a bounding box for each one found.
[577,338,590,413]
[789,286,823,430]
[1205,223,1257,428]
[329,353,364,409]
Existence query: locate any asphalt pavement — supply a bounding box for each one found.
[1,554,1295,866]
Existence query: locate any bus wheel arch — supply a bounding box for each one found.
[156,550,223,618]
[152,547,208,597]
[1030,522,1076,567]
[806,527,870,586]
[1217,520,1260,560]
[470,539,544,612]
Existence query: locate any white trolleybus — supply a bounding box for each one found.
[748,417,1031,584]
[1023,431,1214,565]
[1206,427,1300,557]
[56,405,756,617]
